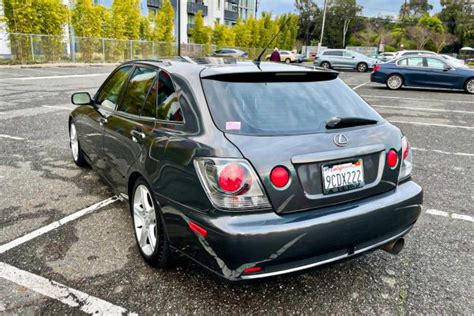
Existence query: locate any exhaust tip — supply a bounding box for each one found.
[383,238,405,255]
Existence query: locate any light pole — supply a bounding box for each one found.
[177,0,181,56]
[317,0,328,54]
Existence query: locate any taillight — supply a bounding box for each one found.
[270,166,290,188]
[399,136,413,181]
[374,64,381,72]
[194,158,271,210]
[387,149,399,169]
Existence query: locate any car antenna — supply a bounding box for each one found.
[253,16,289,68]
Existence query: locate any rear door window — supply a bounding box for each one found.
[202,74,382,136]
[156,71,183,122]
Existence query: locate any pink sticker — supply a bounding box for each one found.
[226,121,241,130]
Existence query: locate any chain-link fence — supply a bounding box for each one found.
[0,33,233,64]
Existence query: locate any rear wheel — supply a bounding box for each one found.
[386,74,403,90]
[69,121,87,167]
[357,62,368,72]
[285,58,291,64]
[320,61,331,69]
[465,78,474,94]
[131,177,172,268]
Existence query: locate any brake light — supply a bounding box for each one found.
[194,158,271,210]
[242,266,263,274]
[188,221,208,237]
[387,149,398,169]
[399,136,413,181]
[374,64,381,72]
[270,166,290,188]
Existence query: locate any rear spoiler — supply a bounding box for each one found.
[201,70,339,83]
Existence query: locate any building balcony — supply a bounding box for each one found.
[224,9,239,21]
[187,2,208,16]
[147,0,177,9]
[187,23,195,35]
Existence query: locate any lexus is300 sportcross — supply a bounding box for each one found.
[69,59,423,281]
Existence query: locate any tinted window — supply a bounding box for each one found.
[324,51,342,56]
[343,51,354,57]
[426,58,447,69]
[399,57,424,67]
[202,78,382,136]
[156,71,183,122]
[96,66,132,110]
[118,67,158,116]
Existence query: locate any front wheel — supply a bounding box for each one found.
[357,62,368,72]
[131,178,172,268]
[69,121,87,167]
[386,74,403,90]
[465,78,474,94]
[320,61,331,69]
[285,58,291,64]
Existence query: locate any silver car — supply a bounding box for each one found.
[212,48,248,59]
[314,49,378,72]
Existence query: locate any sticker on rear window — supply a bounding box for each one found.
[226,121,241,130]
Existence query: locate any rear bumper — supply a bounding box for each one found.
[371,72,386,83]
[168,181,423,281]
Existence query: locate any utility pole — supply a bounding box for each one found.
[317,0,328,54]
[177,0,181,56]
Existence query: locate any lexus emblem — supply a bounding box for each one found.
[334,134,349,147]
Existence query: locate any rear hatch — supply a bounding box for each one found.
[201,68,402,214]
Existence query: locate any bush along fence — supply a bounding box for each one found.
[1,33,268,64]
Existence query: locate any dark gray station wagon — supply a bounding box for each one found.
[69,59,423,281]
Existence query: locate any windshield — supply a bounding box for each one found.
[202,77,383,136]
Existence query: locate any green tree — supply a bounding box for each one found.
[234,19,252,48]
[439,2,473,49]
[212,22,235,47]
[154,0,175,56]
[190,10,212,44]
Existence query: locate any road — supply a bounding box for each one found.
[0,65,473,314]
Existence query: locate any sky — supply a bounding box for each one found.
[258,0,443,18]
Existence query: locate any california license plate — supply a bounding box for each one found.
[322,160,365,194]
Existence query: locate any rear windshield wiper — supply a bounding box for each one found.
[326,116,378,129]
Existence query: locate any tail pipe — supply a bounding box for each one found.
[382,238,405,255]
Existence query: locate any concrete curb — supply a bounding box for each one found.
[0,63,119,69]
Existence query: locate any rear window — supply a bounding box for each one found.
[202,76,383,136]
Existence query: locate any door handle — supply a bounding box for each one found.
[131,130,146,143]
[99,117,108,126]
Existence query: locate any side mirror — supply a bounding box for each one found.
[71,92,92,105]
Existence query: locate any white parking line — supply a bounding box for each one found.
[0,134,25,140]
[372,105,474,115]
[352,81,371,90]
[0,196,118,254]
[361,95,474,104]
[1,262,135,315]
[426,209,473,223]
[0,73,108,81]
[42,105,74,111]
[411,147,474,157]
[390,120,474,130]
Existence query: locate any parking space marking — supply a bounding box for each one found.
[0,73,109,81]
[352,81,371,90]
[372,105,474,115]
[361,95,474,104]
[0,196,119,254]
[0,134,25,140]
[42,105,74,111]
[390,120,474,130]
[1,262,135,314]
[412,147,474,157]
[426,209,473,223]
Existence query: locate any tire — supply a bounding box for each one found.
[357,62,368,73]
[386,74,403,90]
[285,58,291,64]
[266,58,270,61]
[320,61,331,69]
[131,177,172,268]
[465,78,474,94]
[69,121,87,167]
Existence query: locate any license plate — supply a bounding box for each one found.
[322,160,364,194]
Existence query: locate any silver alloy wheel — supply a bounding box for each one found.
[387,75,402,89]
[467,79,474,94]
[133,184,157,256]
[321,62,330,69]
[70,123,79,162]
[358,63,367,72]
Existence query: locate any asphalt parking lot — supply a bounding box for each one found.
[1,64,473,314]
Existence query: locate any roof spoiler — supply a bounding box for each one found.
[201,70,339,82]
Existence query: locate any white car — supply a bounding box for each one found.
[266,50,297,63]
[440,54,467,68]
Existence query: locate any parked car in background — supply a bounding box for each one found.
[265,50,298,63]
[69,59,422,281]
[295,53,305,63]
[440,54,467,68]
[378,52,397,62]
[458,47,474,63]
[314,49,379,72]
[371,55,474,94]
[212,48,248,59]
[394,50,437,59]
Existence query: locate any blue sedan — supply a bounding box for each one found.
[371,55,474,94]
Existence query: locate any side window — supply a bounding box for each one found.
[156,71,183,122]
[343,51,353,57]
[397,58,408,66]
[426,58,447,69]
[118,67,158,116]
[406,57,424,67]
[96,66,132,110]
